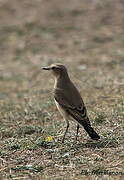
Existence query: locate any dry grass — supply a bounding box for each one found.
[0,0,124,179]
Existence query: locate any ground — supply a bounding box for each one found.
[0,0,124,179]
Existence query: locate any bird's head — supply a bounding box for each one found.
[42,63,68,78]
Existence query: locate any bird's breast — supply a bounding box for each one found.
[54,99,68,120]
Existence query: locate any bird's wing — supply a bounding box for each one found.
[54,88,90,125]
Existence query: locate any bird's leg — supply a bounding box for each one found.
[75,124,80,141]
[62,120,69,143]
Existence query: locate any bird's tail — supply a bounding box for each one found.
[67,109,100,140]
[81,117,100,140]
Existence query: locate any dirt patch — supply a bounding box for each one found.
[0,0,124,179]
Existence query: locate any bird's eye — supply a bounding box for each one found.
[52,67,56,70]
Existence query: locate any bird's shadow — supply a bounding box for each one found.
[73,138,119,149]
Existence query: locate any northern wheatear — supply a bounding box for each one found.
[42,63,100,142]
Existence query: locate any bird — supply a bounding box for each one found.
[42,63,100,143]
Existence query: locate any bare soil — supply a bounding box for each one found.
[0,0,124,179]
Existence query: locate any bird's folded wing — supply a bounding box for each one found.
[54,94,91,126]
[54,91,88,120]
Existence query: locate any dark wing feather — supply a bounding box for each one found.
[54,89,91,125]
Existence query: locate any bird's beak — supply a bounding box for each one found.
[41,66,51,70]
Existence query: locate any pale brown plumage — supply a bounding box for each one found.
[42,63,100,142]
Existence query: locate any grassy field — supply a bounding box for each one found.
[0,0,124,179]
